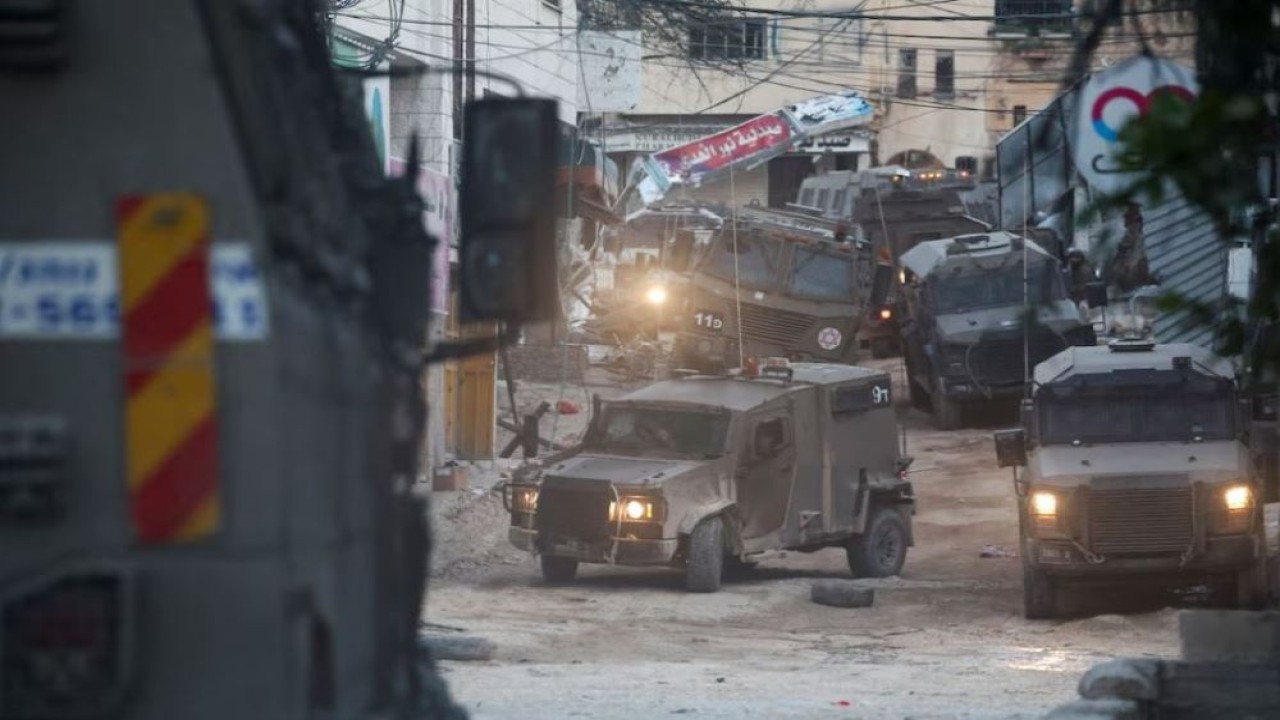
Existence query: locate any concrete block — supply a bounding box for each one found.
[432,465,468,492]
[810,580,875,608]
[1042,698,1143,720]
[1078,659,1161,701]
[1179,610,1280,663]
[419,631,495,661]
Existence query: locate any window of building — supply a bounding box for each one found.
[935,50,955,99]
[994,0,1073,36]
[1013,104,1029,126]
[897,48,917,98]
[689,19,768,61]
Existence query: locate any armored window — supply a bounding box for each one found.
[832,188,848,214]
[897,49,917,99]
[800,188,816,206]
[788,246,854,302]
[752,418,790,458]
[703,232,783,289]
[816,189,830,209]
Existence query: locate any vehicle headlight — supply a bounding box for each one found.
[511,486,538,513]
[1224,484,1253,511]
[608,496,665,522]
[1030,491,1058,517]
[879,307,893,321]
[645,285,668,305]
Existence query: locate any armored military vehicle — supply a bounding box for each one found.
[995,340,1269,618]
[797,166,998,358]
[666,204,887,372]
[501,361,915,592]
[898,231,1096,428]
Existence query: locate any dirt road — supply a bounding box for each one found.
[425,365,1183,719]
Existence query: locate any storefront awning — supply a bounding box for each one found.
[557,123,622,223]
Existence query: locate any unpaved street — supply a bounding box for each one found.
[425,364,1184,719]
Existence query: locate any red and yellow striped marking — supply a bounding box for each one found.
[117,194,220,544]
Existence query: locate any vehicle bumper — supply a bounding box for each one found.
[509,527,680,566]
[1025,535,1260,576]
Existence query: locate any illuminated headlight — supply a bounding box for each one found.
[507,485,538,513]
[608,496,665,522]
[1031,491,1058,517]
[645,286,668,305]
[879,307,893,321]
[1224,484,1253,511]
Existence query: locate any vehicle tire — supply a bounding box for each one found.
[1235,559,1270,610]
[1022,564,1057,620]
[686,516,725,593]
[847,507,909,578]
[540,555,578,584]
[931,389,962,430]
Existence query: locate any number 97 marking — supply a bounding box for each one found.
[871,384,891,406]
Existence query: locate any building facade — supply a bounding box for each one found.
[333,0,589,465]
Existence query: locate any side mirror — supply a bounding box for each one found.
[1085,281,1108,309]
[994,428,1028,468]
[458,98,559,323]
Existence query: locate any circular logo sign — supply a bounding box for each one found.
[1074,57,1197,197]
[817,327,843,351]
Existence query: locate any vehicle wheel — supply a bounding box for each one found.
[1235,559,1270,610]
[847,507,908,578]
[931,389,962,430]
[540,555,578,584]
[686,516,725,593]
[1023,564,1057,620]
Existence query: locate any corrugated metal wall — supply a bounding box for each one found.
[1091,199,1226,346]
[995,77,1230,349]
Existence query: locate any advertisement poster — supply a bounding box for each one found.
[781,91,875,136]
[1073,57,1197,197]
[392,158,455,314]
[651,113,794,186]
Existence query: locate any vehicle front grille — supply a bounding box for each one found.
[534,484,612,542]
[969,331,1066,386]
[1087,487,1194,554]
[738,304,812,349]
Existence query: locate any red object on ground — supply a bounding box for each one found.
[556,400,580,415]
[834,700,852,707]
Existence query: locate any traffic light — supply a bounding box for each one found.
[458,98,559,323]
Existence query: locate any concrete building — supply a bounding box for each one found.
[583,1,1003,209]
[986,0,1196,142]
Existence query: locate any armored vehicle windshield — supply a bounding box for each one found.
[1038,373,1235,445]
[931,260,1066,313]
[586,405,731,459]
[701,232,783,290]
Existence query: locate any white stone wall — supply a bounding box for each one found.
[475,0,579,121]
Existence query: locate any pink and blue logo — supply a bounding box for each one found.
[1090,84,1195,142]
